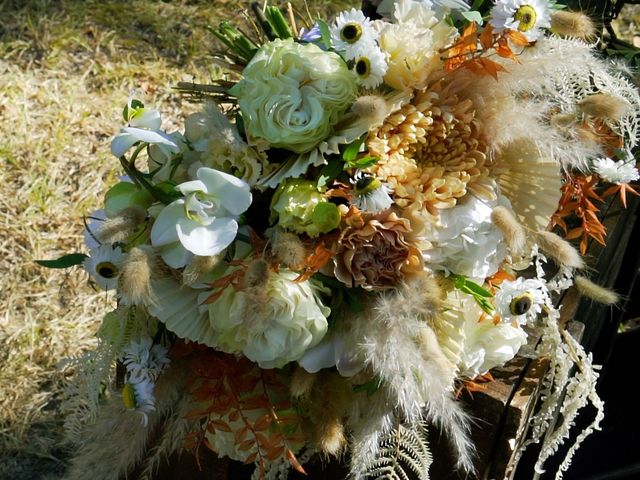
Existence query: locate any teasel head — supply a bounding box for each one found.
[271,229,307,269]
[96,205,147,244]
[119,246,157,306]
[182,254,221,285]
[351,94,390,127]
[535,231,585,269]
[550,10,597,42]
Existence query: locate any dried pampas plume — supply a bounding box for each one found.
[245,258,271,288]
[575,275,619,305]
[96,206,147,244]
[535,231,585,269]
[578,93,630,122]
[271,229,307,269]
[377,270,442,322]
[182,254,221,285]
[119,246,157,306]
[550,11,597,42]
[491,205,527,255]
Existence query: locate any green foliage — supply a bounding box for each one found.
[454,274,495,314]
[36,253,87,269]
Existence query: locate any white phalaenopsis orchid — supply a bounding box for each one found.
[150,167,252,268]
[111,101,179,158]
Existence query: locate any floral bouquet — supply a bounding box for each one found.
[41,0,640,479]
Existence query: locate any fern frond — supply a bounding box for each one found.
[364,420,433,480]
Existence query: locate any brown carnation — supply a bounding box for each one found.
[333,207,422,290]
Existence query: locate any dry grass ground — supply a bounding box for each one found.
[0,1,352,478]
[0,1,635,479]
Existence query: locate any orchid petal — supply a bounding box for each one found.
[177,180,207,196]
[150,201,183,247]
[111,132,139,157]
[130,109,162,130]
[159,243,193,269]
[176,216,238,256]
[121,127,179,150]
[196,168,252,215]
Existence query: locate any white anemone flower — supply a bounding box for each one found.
[122,337,170,383]
[331,8,379,60]
[84,244,124,290]
[592,157,640,185]
[84,209,107,250]
[489,0,551,42]
[351,172,393,213]
[111,103,179,158]
[150,167,252,268]
[494,277,550,324]
[122,378,156,426]
[352,45,388,89]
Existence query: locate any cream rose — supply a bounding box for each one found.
[207,270,330,368]
[230,39,357,154]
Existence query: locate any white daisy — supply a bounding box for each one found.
[592,157,639,185]
[494,277,550,325]
[351,172,393,213]
[122,337,170,383]
[489,0,551,42]
[84,209,107,250]
[84,244,124,291]
[352,45,388,89]
[122,378,156,426]
[331,8,379,60]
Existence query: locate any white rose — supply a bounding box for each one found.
[207,270,330,369]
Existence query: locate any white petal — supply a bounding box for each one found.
[196,168,252,215]
[177,180,207,196]
[111,132,139,157]
[130,109,162,130]
[122,127,179,150]
[159,242,193,269]
[150,201,183,247]
[176,216,238,256]
[298,338,337,373]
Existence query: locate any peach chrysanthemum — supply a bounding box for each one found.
[332,207,423,290]
[366,82,493,220]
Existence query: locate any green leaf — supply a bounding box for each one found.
[353,378,383,397]
[454,275,495,314]
[342,135,366,163]
[461,10,484,25]
[317,157,343,189]
[265,6,292,39]
[349,155,379,169]
[36,253,87,269]
[316,19,332,50]
[122,99,144,122]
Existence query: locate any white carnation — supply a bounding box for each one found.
[592,157,639,185]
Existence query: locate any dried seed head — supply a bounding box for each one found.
[312,417,347,457]
[491,205,527,255]
[550,11,597,42]
[535,231,585,269]
[182,254,221,285]
[575,275,619,305]
[351,95,389,127]
[271,230,307,268]
[96,206,146,244]
[119,246,156,306]
[578,93,630,122]
[290,367,317,398]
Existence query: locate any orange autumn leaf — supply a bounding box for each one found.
[294,242,333,282]
[286,448,308,475]
[496,37,519,62]
[479,23,494,50]
[466,57,507,80]
[505,29,530,46]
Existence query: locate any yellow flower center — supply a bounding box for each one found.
[340,23,362,44]
[96,261,118,279]
[355,57,371,78]
[510,292,533,315]
[122,383,137,409]
[514,5,537,32]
